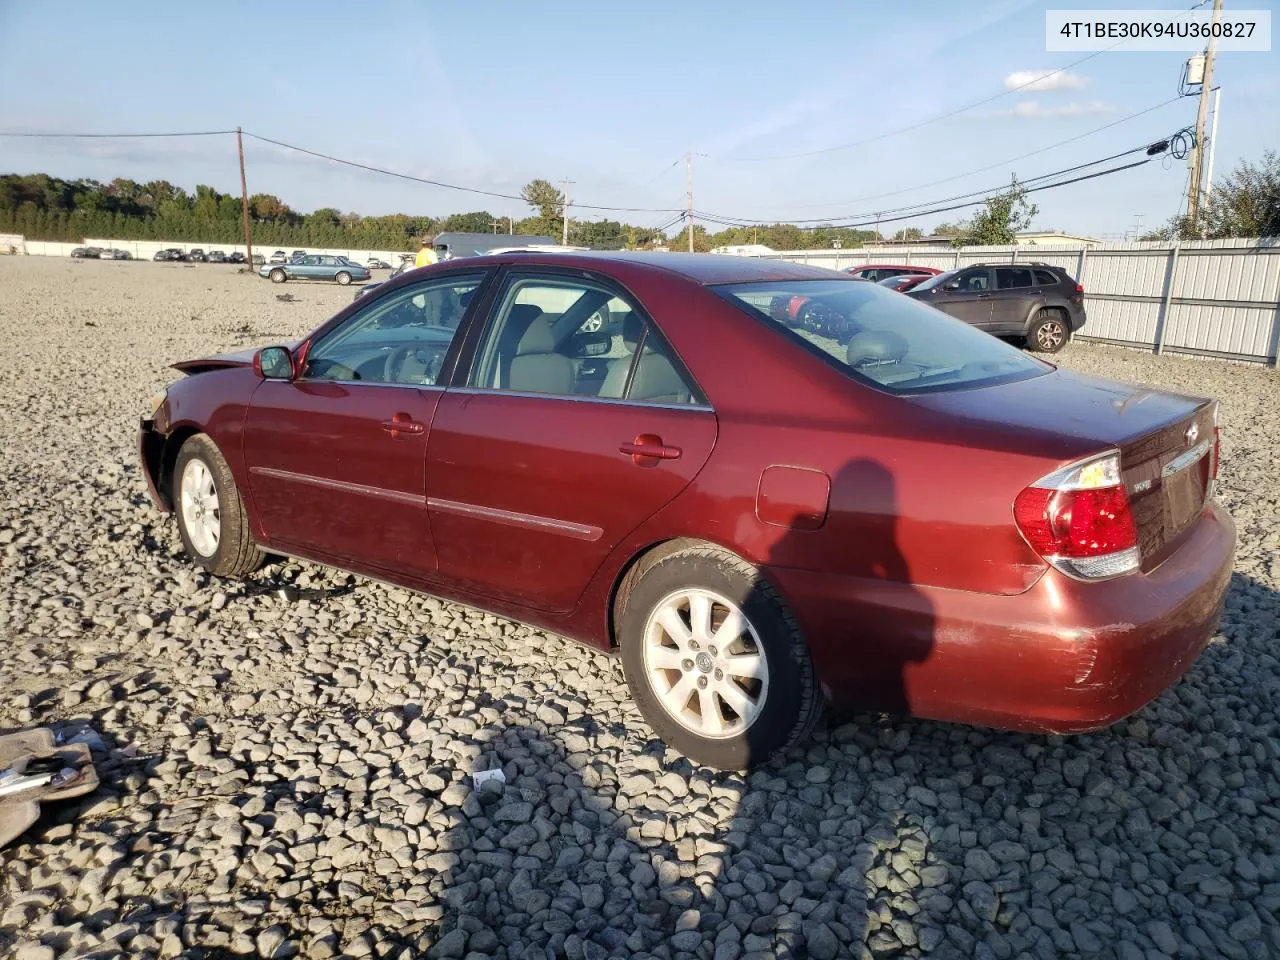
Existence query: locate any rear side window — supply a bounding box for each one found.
[1033,269,1059,286]
[996,268,1033,289]
[715,279,1047,395]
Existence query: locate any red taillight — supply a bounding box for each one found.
[1014,453,1140,580]
[1075,283,1084,294]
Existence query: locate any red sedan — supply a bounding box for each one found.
[846,264,942,283]
[139,252,1234,770]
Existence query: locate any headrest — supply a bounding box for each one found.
[846,329,908,367]
[516,316,557,355]
[621,312,644,347]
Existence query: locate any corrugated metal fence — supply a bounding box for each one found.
[751,239,1280,367]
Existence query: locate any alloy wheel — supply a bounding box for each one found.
[179,459,221,557]
[1036,319,1066,350]
[642,588,769,739]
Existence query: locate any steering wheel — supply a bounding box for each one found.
[383,344,441,385]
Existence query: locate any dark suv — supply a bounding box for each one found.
[906,262,1085,353]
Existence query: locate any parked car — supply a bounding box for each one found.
[433,232,559,261]
[140,252,1233,770]
[367,258,393,270]
[259,254,371,286]
[269,250,288,264]
[877,274,930,293]
[291,249,307,260]
[226,252,246,264]
[185,249,207,263]
[906,263,1086,353]
[847,264,942,283]
[207,250,227,264]
[70,247,100,259]
[153,248,184,262]
[251,253,265,265]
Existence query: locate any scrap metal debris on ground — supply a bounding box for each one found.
[0,728,99,848]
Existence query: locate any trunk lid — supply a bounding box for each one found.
[910,367,1216,569]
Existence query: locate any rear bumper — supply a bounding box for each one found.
[767,499,1235,733]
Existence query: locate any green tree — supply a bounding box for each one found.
[1202,150,1280,239]
[953,176,1038,247]
[520,179,565,221]
[892,227,923,242]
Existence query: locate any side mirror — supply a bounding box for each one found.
[944,281,961,291]
[254,346,295,380]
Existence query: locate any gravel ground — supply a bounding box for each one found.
[1,256,1277,960]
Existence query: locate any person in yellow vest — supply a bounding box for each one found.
[414,236,439,269]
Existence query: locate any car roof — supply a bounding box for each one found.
[459,250,850,285]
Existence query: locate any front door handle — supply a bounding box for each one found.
[381,414,425,438]
[977,293,992,299]
[619,433,682,464]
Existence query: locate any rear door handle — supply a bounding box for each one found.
[977,293,992,299]
[619,434,682,464]
[382,414,425,437]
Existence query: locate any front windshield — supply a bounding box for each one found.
[910,270,956,292]
[715,279,1048,394]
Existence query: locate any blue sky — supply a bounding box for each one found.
[1,0,1276,238]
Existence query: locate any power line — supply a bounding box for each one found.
[723,0,1211,163]
[698,128,1192,226]
[698,156,1166,231]
[736,96,1186,212]
[0,129,236,138]
[242,131,681,214]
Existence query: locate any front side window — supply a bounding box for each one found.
[954,269,990,292]
[715,279,1047,394]
[469,276,699,404]
[304,273,485,385]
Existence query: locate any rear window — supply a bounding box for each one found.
[715,279,1048,394]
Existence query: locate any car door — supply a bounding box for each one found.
[425,270,718,613]
[988,267,1040,333]
[242,271,489,576]
[932,268,993,328]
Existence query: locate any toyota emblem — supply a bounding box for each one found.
[1186,422,1199,445]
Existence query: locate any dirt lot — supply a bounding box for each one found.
[1,256,1277,960]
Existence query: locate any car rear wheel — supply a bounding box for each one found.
[269,268,286,283]
[1028,309,1069,353]
[617,544,822,770]
[173,434,265,579]
[335,271,352,286]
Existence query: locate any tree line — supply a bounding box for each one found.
[4,151,1274,252]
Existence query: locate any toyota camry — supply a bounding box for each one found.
[139,252,1235,769]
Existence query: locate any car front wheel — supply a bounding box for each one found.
[269,268,286,283]
[172,434,265,579]
[1028,309,1069,353]
[618,544,822,770]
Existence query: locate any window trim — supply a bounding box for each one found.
[453,266,711,408]
[298,271,490,388]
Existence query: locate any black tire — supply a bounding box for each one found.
[335,271,352,286]
[617,544,822,770]
[1028,309,1069,353]
[269,268,286,284]
[172,434,265,579]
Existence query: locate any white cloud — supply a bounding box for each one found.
[1004,69,1089,92]
[1003,100,1116,118]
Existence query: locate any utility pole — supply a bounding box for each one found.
[686,153,694,252]
[1204,86,1222,204]
[1186,0,1223,232]
[559,178,575,246]
[236,127,253,270]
